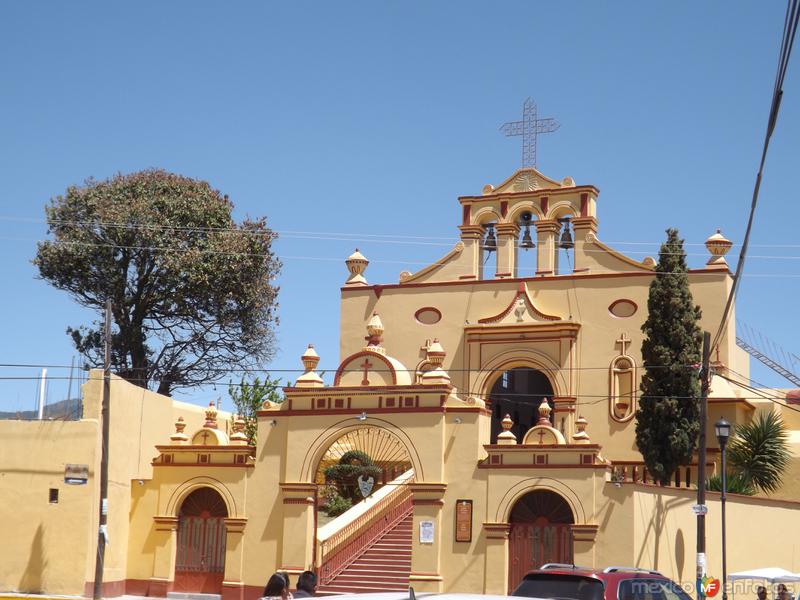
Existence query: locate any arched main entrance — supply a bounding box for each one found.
[315,426,414,488]
[174,487,228,593]
[508,490,574,592]
[489,367,554,443]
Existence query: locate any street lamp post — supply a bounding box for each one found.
[715,418,732,600]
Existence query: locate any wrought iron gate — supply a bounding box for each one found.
[174,488,227,593]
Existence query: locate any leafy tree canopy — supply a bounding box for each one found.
[229,375,284,446]
[34,169,281,396]
[635,228,702,485]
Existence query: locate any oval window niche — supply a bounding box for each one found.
[415,307,442,325]
[609,299,638,319]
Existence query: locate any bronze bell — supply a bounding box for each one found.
[483,224,497,253]
[520,224,535,250]
[559,220,574,250]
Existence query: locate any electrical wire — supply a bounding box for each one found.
[711,0,800,354]
[4,215,800,253]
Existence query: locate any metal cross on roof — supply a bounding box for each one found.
[500,98,560,169]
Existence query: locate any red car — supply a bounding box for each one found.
[512,564,693,600]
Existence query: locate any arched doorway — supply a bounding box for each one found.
[489,367,554,443]
[508,490,574,592]
[174,487,228,593]
[315,426,413,520]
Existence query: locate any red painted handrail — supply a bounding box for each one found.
[318,482,413,585]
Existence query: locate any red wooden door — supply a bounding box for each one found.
[507,490,574,593]
[508,519,573,591]
[174,488,228,593]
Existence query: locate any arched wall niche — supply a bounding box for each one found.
[609,355,636,422]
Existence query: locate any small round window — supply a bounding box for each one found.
[415,307,442,325]
[609,299,637,318]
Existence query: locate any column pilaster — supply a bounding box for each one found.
[495,223,520,279]
[279,483,317,574]
[458,225,484,281]
[482,523,510,594]
[222,518,248,600]
[571,524,599,567]
[534,220,560,276]
[409,482,447,592]
[571,217,598,273]
[149,516,179,597]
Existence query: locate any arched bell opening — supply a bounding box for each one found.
[551,207,577,276]
[516,211,538,278]
[481,221,498,280]
[488,367,554,443]
[507,490,575,592]
[174,487,228,594]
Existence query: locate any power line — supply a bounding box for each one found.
[711,0,800,354]
[6,214,800,251]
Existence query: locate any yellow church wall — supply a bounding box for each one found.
[339,267,734,465]
[437,411,491,593]
[80,373,226,594]
[0,419,97,595]
[629,485,800,586]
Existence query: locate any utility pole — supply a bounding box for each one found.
[696,331,711,600]
[93,300,112,600]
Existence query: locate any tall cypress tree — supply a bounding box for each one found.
[635,229,703,485]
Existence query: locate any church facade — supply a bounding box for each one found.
[4,167,800,599]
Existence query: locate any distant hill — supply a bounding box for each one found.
[0,397,83,420]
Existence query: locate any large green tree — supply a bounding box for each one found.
[34,169,281,396]
[635,228,702,485]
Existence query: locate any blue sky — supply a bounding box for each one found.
[1,2,798,413]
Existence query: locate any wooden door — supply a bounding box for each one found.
[508,519,573,590]
[174,488,227,593]
[507,490,574,593]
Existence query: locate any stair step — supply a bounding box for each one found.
[342,568,411,577]
[352,562,411,569]
[332,574,410,583]
[319,585,409,593]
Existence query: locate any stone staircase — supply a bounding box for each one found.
[317,509,413,594]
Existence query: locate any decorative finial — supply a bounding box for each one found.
[426,339,445,367]
[230,414,248,445]
[705,229,733,268]
[537,398,552,425]
[170,416,189,444]
[421,339,451,385]
[296,344,324,388]
[363,312,386,354]
[204,401,218,429]
[497,413,517,445]
[572,415,590,444]
[345,249,369,286]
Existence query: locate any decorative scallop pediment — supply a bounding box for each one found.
[484,167,566,195]
[478,283,561,325]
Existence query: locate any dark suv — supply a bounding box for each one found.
[512,564,693,600]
